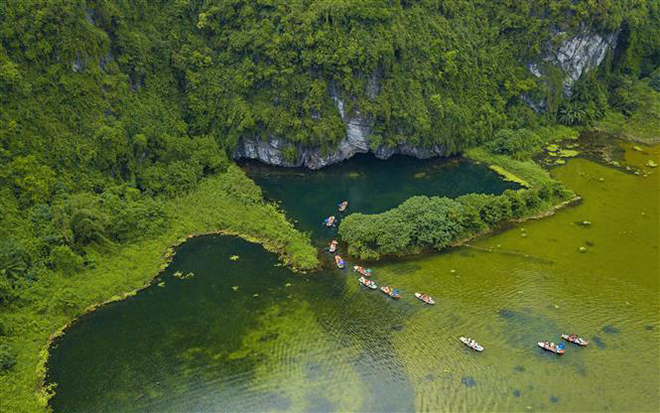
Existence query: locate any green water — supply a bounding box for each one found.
[47,146,659,412]
[242,154,519,242]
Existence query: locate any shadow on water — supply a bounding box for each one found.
[242,153,519,243]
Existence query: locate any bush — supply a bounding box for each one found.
[484,128,542,159]
[650,75,660,92]
[0,344,17,372]
[48,245,84,274]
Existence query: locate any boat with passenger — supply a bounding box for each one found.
[538,341,565,355]
[338,201,348,212]
[561,334,588,346]
[334,255,345,269]
[323,216,336,227]
[353,265,371,277]
[329,240,338,253]
[459,337,484,352]
[414,293,435,305]
[380,286,401,299]
[359,276,377,289]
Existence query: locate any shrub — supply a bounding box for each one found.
[485,128,543,159]
[48,245,84,274]
[0,344,17,372]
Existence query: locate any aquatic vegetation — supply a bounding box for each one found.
[602,325,620,334]
[230,255,240,261]
[558,149,580,157]
[465,147,556,188]
[461,376,477,387]
[173,271,194,280]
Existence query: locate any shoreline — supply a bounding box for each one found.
[36,228,310,407]
[33,151,581,409]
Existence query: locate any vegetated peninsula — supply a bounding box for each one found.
[0,1,658,412]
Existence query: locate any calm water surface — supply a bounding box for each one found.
[243,154,519,242]
[47,146,659,412]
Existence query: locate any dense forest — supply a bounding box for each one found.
[0,1,659,411]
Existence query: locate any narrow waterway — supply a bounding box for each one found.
[46,144,659,412]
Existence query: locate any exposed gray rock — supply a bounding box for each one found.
[550,28,618,95]
[521,93,546,113]
[99,51,113,72]
[522,27,618,111]
[528,63,543,78]
[84,9,95,26]
[529,27,618,97]
[234,79,445,169]
[71,59,85,72]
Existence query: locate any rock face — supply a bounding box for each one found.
[550,28,618,95]
[233,81,444,169]
[528,27,618,96]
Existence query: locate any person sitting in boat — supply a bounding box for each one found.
[335,255,344,267]
[338,201,348,212]
[550,342,555,350]
[354,266,370,276]
[569,334,577,341]
[324,216,336,227]
[329,240,338,252]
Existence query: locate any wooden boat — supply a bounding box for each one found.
[328,240,338,253]
[414,292,435,305]
[324,216,336,227]
[538,341,565,355]
[338,201,348,212]
[359,276,377,289]
[334,255,345,269]
[459,337,484,352]
[561,334,588,346]
[380,286,401,299]
[353,265,371,277]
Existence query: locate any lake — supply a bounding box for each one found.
[46,145,659,412]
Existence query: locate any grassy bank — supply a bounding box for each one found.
[0,166,317,413]
[594,79,660,144]
[464,147,556,188]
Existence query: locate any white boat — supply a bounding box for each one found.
[538,341,565,354]
[414,292,435,305]
[561,334,588,346]
[359,276,377,289]
[459,336,484,352]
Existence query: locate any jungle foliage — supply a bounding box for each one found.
[0,0,658,410]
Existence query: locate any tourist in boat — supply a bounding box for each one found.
[334,255,344,268]
[338,201,348,212]
[324,216,336,227]
[353,266,371,276]
[329,240,338,253]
